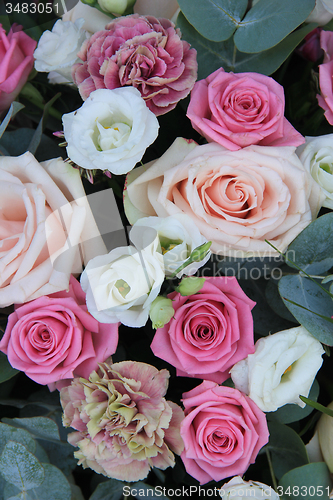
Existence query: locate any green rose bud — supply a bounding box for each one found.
[96,0,135,14]
[149,296,174,329]
[190,241,212,262]
[176,276,205,296]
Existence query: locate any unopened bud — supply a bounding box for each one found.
[149,296,174,329]
[176,276,205,296]
[190,241,212,262]
[96,0,134,14]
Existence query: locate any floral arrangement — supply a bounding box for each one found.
[0,0,333,499]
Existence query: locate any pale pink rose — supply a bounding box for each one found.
[151,277,255,384]
[72,14,197,115]
[180,381,269,484]
[124,138,324,256]
[0,152,106,307]
[0,276,118,387]
[60,361,184,481]
[134,0,179,21]
[317,30,333,125]
[187,68,304,150]
[0,24,36,114]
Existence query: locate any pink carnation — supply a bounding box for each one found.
[72,14,197,115]
[151,277,255,384]
[60,361,184,482]
[0,276,118,388]
[180,381,269,484]
[317,30,333,125]
[187,67,304,150]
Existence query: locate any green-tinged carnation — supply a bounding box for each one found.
[60,361,184,482]
[149,296,174,329]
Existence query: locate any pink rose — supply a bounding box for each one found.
[180,381,269,484]
[0,276,119,387]
[187,68,304,150]
[125,138,324,256]
[0,24,36,114]
[317,30,333,125]
[61,360,184,481]
[151,277,255,384]
[72,14,197,115]
[297,28,323,62]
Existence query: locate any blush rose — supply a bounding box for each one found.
[124,138,324,256]
[151,277,255,384]
[72,14,197,115]
[0,24,37,114]
[187,68,304,150]
[180,381,269,484]
[0,276,119,387]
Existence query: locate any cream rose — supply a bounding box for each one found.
[220,476,280,500]
[62,2,112,33]
[124,138,324,257]
[80,236,165,327]
[133,0,180,21]
[131,213,210,277]
[230,326,325,412]
[63,88,159,175]
[297,134,333,209]
[34,19,88,82]
[0,153,106,307]
[306,0,333,25]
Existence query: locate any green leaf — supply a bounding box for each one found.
[37,439,77,476]
[0,423,36,455]
[177,0,247,42]
[265,279,298,323]
[89,478,126,500]
[28,93,61,155]
[265,421,309,479]
[0,441,44,490]
[2,418,60,442]
[278,275,333,345]
[234,0,316,53]
[268,380,320,424]
[0,129,64,161]
[0,102,24,139]
[299,396,333,417]
[0,353,19,384]
[177,12,315,78]
[286,213,333,274]
[279,462,333,500]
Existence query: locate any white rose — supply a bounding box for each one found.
[220,476,280,500]
[230,326,324,412]
[62,88,159,175]
[80,237,165,327]
[131,214,210,277]
[34,19,88,82]
[124,138,324,257]
[62,2,112,33]
[306,0,333,25]
[297,134,333,209]
[0,153,106,307]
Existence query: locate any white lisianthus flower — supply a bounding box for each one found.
[297,134,333,209]
[306,0,333,25]
[230,326,324,412]
[131,214,211,277]
[34,19,88,82]
[80,236,165,327]
[220,476,280,500]
[62,88,159,175]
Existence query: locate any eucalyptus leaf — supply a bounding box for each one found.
[268,379,319,424]
[0,423,36,455]
[234,0,316,53]
[279,462,333,499]
[37,439,77,476]
[265,421,309,479]
[0,353,19,384]
[177,0,247,42]
[0,102,25,140]
[89,478,125,500]
[286,213,333,274]
[2,417,60,442]
[0,441,44,490]
[265,279,298,323]
[177,13,315,78]
[0,129,64,161]
[278,275,333,345]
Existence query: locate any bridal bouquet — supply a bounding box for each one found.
[0,0,333,499]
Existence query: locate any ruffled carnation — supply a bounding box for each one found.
[60,360,184,481]
[72,14,197,115]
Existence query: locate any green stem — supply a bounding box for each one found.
[266,448,278,492]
